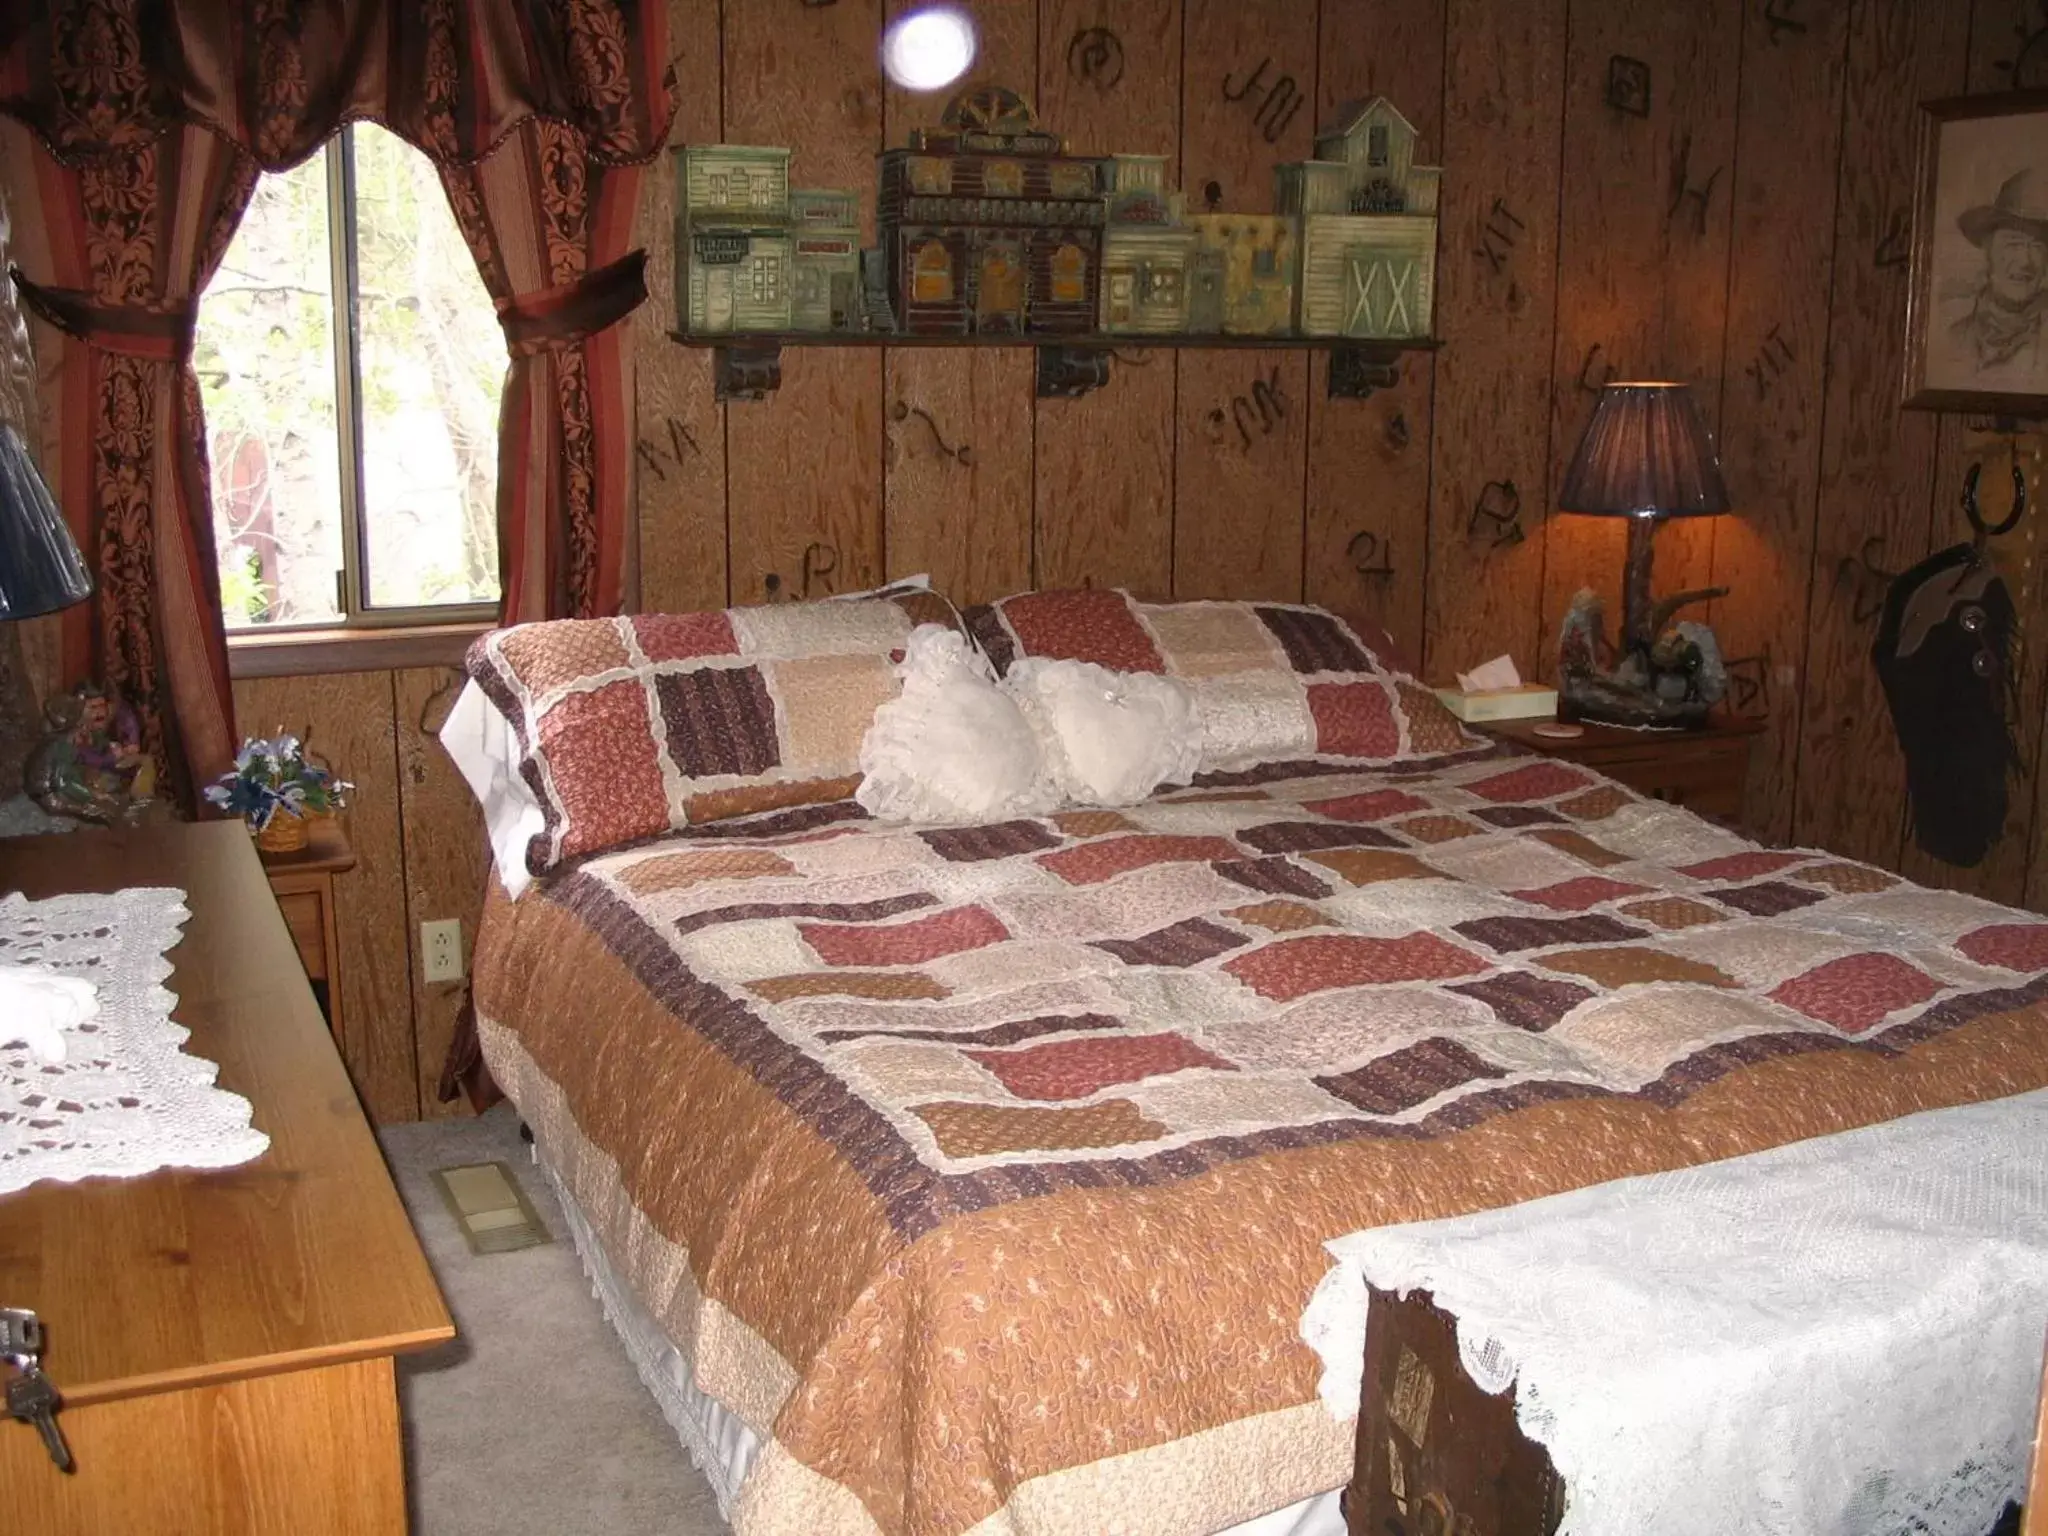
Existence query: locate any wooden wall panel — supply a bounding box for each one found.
[883,0,1038,604]
[1537,0,1743,667]
[232,672,417,1123]
[634,0,730,615]
[1706,0,1853,847]
[723,0,886,604]
[1169,0,1315,602]
[1302,0,1445,667]
[393,667,490,1119]
[1791,0,1968,866]
[1032,0,1180,597]
[1422,0,1568,682]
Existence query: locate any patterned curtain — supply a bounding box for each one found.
[0,0,674,805]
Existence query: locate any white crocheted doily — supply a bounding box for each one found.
[0,887,269,1194]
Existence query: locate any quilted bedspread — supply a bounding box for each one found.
[471,746,2048,1536]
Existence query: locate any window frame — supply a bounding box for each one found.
[220,126,500,643]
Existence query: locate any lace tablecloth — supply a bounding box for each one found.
[0,887,269,1195]
[1301,1089,2048,1536]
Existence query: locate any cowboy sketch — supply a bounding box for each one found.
[1938,167,2047,387]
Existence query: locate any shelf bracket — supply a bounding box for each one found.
[1036,346,1112,400]
[1327,346,1404,401]
[715,343,783,403]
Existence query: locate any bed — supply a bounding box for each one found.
[449,591,2048,1536]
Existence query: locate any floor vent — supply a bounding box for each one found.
[431,1160,550,1255]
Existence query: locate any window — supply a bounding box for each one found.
[1049,242,1087,304]
[1367,123,1390,167]
[752,252,782,302]
[196,124,504,629]
[710,172,729,204]
[912,240,954,303]
[1253,246,1278,279]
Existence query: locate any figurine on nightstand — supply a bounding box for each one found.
[1559,588,1728,727]
[22,683,157,824]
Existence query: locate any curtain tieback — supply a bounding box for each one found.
[495,249,649,359]
[9,267,198,363]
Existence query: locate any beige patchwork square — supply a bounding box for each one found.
[729,598,910,658]
[765,653,898,772]
[1141,602,1286,677]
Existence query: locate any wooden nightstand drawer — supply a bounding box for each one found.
[1479,715,1765,830]
[273,890,328,980]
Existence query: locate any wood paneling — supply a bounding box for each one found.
[883,0,1038,605]
[1792,0,1968,867]
[1421,0,1568,681]
[1170,0,1314,602]
[723,0,886,604]
[634,0,731,615]
[1032,0,1180,597]
[395,666,491,1119]
[232,672,418,1122]
[1302,0,1445,667]
[1706,0,1854,847]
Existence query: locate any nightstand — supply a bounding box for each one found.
[257,817,354,1047]
[1480,714,1764,826]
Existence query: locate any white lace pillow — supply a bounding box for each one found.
[857,626,1054,823]
[1003,658,1201,807]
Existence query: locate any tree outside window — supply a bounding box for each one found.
[195,124,505,629]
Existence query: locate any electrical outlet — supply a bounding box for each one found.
[422,919,464,983]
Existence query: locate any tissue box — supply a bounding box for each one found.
[1434,683,1559,723]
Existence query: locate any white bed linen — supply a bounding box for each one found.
[440,679,544,900]
[1301,1089,2048,1536]
[534,1145,1345,1536]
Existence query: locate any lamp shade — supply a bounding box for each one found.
[0,420,90,620]
[1557,381,1730,519]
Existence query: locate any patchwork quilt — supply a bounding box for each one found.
[472,747,2048,1536]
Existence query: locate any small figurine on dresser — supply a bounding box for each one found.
[22,682,157,824]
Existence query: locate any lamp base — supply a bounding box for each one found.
[1558,677,1713,730]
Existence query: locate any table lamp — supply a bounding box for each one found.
[0,420,92,798]
[1555,381,1732,726]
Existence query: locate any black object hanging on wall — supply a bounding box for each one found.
[1873,462,2026,868]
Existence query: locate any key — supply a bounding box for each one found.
[7,1365,73,1472]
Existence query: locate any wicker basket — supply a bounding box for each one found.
[252,811,310,854]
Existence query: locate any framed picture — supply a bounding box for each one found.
[1902,89,2048,416]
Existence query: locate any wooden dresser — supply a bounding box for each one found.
[0,821,453,1532]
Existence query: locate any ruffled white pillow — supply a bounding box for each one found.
[1003,658,1201,806]
[857,626,1055,823]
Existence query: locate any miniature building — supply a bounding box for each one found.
[676,145,794,333]
[1275,98,1440,340]
[1099,155,1195,335]
[1185,215,1297,336]
[789,189,863,332]
[877,86,1110,336]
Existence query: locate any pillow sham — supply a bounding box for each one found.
[962,589,1479,772]
[1004,657,1201,805]
[857,627,1054,823]
[466,587,959,874]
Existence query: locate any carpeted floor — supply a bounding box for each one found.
[378,1106,730,1536]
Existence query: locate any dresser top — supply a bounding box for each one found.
[0,821,452,1407]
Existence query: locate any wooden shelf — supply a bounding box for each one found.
[667,329,1438,401]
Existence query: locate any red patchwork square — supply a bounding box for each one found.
[1465,762,1595,802]
[1039,835,1244,885]
[1954,923,2048,973]
[969,1032,1235,1101]
[632,610,739,661]
[1677,851,1808,881]
[1302,789,1432,822]
[1307,680,1400,758]
[801,905,1010,966]
[1000,589,1164,673]
[1226,933,1490,1002]
[537,679,668,858]
[1512,877,1653,912]
[1769,953,1940,1034]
